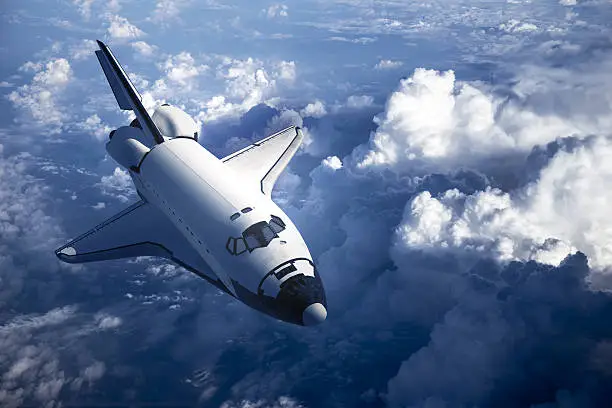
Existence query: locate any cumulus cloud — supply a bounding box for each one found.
[107,15,145,39]
[395,187,577,267]
[131,40,158,57]
[300,100,327,118]
[322,155,343,170]
[72,0,95,20]
[197,57,297,122]
[355,60,612,174]
[159,52,207,89]
[345,94,374,109]
[98,167,135,203]
[6,2,612,407]
[72,0,119,20]
[263,4,289,19]
[499,19,538,33]
[150,0,188,24]
[7,58,73,134]
[77,114,113,140]
[69,39,97,61]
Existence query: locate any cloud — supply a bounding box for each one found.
[394,187,577,268]
[221,397,303,408]
[131,40,158,57]
[499,19,539,33]
[345,95,374,109]
[97,167,135,203]
[300,100,327,118]
[77,114,113,140]
[72,0,95,20]
[354,59,612,174]
[159,52,208,89]
[328,36,377,45]
[150,0,188,24]
[321,155,343,170]
[7,58,73,134]
[72,0,120,20]
[375,59,403,70]
[69,39,98,61]
[263,4,289,19]
[107,15,145,39]
[196,57,297,123]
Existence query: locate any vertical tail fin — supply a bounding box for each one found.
[95,40,165,145]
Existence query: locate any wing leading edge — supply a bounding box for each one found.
[55,200,230,294]
[221,126,303,196]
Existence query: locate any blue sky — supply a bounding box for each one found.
[2,0,612,407]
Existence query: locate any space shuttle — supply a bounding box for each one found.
[55,40,327,326]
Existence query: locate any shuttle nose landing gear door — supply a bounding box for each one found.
[258,258,316,298]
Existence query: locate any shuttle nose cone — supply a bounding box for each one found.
[302,303,327,326]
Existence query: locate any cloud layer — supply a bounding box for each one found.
[2,0,612,407]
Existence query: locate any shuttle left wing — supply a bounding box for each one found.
[221,126,303,196]
[55,200,227,292]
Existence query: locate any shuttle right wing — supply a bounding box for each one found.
[221,126,303,196]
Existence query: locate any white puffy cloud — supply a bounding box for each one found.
[394,135,612,272]
[395,188,577,267]
[159,52,207,89]
[0,305,123,407]
[69,39,97,61]
[197,57,297,122]
[7,58,73,134]
[499,19,538,33]
[77,114,113,140]
[72,0,119,20]
[375,59,403,70]
[322,156,343,171]
[131,40,158,57]
[72,0,95,20]
[300,100,327,118]
[263,4,289,19]
[355,60,612,173]
[94,313,122,329]
[150,0,188,24]
[107,15,145,39]
[98,167,135,203]
[345,94,374,109]
[560,0,577,5]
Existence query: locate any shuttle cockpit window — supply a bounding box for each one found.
[226,216,288,255]
[269,215,286,233]
[226,237,247,255]
[241,207,253,214]
[243,221,276,251]
[230,212,240,221]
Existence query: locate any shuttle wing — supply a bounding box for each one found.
[95,40,165,145]
[55,200,228,293]
[221,126,303,196]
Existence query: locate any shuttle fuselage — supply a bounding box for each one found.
[55,40,327,327]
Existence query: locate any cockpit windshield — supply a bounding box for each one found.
[243,221,276,250]
[225,215,287,255]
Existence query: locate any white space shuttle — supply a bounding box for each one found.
[55,40,327,326]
